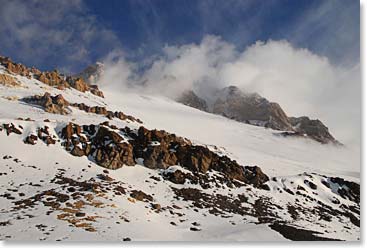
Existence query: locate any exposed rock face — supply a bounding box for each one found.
[2,123,23,135]
[59,122,269,188]
[212,86,293,131]
[289,116,339,144]
[130,190,153,202]
[0,55,104,98]
[24,134,38,145]
[125,126,269,188]
[66,77,88,92]
[328,177,360,203]
[22,92,70,115]
[177,90,208,112]
[176,85,340,144]
[37,126,56,145]
[70,103,143,124]
[0,74,23,88]
[23,126,56,146]
[74,62,104,85]
[0,56,32,78]
[61,123,135,169]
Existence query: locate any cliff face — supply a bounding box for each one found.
[177,85,339,144]
[177,90,208,112]
[212,86,293,131]
[289,116,340,145]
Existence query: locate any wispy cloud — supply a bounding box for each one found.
[100,35,360,144]
[0,0,121,73]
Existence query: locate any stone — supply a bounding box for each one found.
[24,134,38,145]
[130,190,153,202]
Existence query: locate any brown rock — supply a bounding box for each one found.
[130,190,153,202]
[24,134,38,145]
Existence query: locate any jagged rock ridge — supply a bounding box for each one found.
[0,56,104,98]
[178,86,339,144]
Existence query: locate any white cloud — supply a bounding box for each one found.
[100,36,360,145]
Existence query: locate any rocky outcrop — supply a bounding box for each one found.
[61,122,135,169]
[0,55,104,97]
[0,56,33,78]
[59,122,269,188]
[289,116,340,145]
[0,74,23,88]
[22,92,70,115]
[70,103,143,124]
[23,126,56,146]
[2,123,22,135]
[24,134,38,145]
[22,93,142,123]
[125,126,269,188]
[212,86,293,131]
[37,126,56,145]
[176,86,340,144]
[177,90,208,112]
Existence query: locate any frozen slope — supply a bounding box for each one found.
[102,89,360,181]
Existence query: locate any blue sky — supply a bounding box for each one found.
[0,0,359,73]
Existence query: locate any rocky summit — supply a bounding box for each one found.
[177,86,340,145]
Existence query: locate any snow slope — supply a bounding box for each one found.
[0,65,360,241]
[102,90,360,180]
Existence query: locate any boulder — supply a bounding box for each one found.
[24,134,38,145]
[61,123,135,169]
[22,92,70,115]
[130,190,153,202]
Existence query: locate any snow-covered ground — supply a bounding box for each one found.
[0,66,360,241]
[102,89,360,181]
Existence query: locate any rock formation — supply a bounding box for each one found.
[177,85,340,144]
[60,122,269,188]
[212,86,293,131]
[0,56,104,98]
[289,116,341,145]
[177,90,208,112]
[22,93,70,115]
[0,73,23,88]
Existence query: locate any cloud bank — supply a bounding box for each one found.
[99,36,360,145]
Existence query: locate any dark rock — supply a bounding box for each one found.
[22,92,70,115]
[130,190,153,202]
[304,180,317,190]
[212,86,293,131]
[61,123,135,169]
[3,123,22,135]
[24,134,38,145]
[177,90,208,111]
[71,146,85,157]
[289,116,341,145]
[151,203,161,210]
[75,212,85,217]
